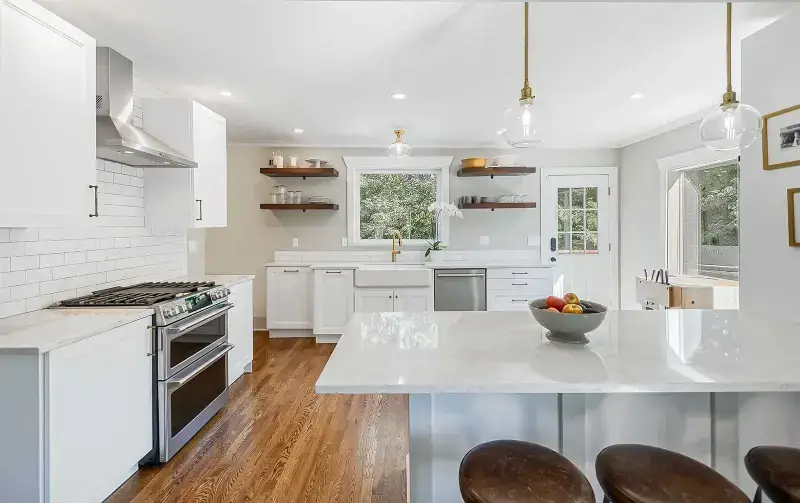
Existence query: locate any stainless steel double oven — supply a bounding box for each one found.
[153,286,233,462]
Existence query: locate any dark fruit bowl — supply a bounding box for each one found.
[528,299,608,341]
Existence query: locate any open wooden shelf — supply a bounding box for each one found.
[260,167,339,179]
[260,203,339,212]
[458,202,537,212]
[456,166,537,179]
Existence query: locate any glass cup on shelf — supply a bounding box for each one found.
[286,191,296,204]
[293,190,302,204]
[270,193,279,204]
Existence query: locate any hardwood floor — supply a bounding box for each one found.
[106,334,408,503]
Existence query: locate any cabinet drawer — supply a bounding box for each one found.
[488,294,535,312]
[487,278,552,296]
[487,267,551,280]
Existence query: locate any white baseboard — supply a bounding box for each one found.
[269,329,313,338]
[315,334,341,344]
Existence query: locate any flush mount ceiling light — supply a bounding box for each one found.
[387,129,412,159]
[391,93,407,100]
[293,128,304,133]
[220,90,232,97]
[503,2,545,148]
[630,93,644,100]
[700,2,761,151]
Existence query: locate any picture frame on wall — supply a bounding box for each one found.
[763,104,800,170]
[788,188,800,247]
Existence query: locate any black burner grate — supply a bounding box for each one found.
[57,281,216,307]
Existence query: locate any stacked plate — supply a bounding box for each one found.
[308,196,332,204]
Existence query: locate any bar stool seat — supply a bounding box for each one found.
[745,445,800,502]
[459,439,595,503]
[595,444,749,503]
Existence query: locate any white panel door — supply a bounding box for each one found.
[191,101,227,228]
[541,170,617,309]
[266,268,313,329]
[394,287,432,312]
[354,289,395,313]
[227,280,253,385]
[314,270,355,334]
[0,0,96,227]
[47,318,152,503]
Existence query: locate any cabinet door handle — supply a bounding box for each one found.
[326,270,342,274]
[395,295,398,299]
[89,185,99,217]
[512,272,528,275]
[196,199,203,221]
[512,282,528,286]
[283,269,299,273]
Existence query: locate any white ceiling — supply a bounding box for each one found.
[39,1,797,149]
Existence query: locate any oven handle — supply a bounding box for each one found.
[167,344,234,389]
[165,303,234,336]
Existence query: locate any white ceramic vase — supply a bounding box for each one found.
[427,250,445,263]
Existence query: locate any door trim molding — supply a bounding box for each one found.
[540,166,619,309]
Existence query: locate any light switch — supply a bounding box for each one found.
[527,235,540,247]
[341,237,348,247]
[187,241,198,254]
[292,237,299,248]
[480,236,490,246]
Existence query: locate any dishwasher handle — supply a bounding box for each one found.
[435,272,486,278]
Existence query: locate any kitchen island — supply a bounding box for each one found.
[316,310,800,502]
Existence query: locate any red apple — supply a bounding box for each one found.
[563,292,580,305]
[545,296,567,311]
[546,307,560,313]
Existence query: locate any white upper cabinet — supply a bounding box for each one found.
[0,0,96,227]
[313,269,355,335]
[142,99,228,228]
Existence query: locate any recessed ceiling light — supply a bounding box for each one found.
[220,90,232,97]
[293,128,304,134]
[123,150,134,154]
[391,93,407,100]
[162,161,170,165]
[630,93,644,100]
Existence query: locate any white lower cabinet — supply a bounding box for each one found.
[0,316,153,503]
[486,268,554,312]
[227,279,254,385]
[355,287,433,313]
[266,267,313,330]
[313,269,355,335]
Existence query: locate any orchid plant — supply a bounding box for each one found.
[425,202,463,257]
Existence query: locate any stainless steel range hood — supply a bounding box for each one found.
[96,47,196,168]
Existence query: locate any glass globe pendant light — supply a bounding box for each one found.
[503,2,544,148]
[387,129,412,158]
[700,2,761,151]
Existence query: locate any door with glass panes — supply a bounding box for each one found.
[541,170,615,308]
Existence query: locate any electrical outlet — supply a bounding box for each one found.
[292,237,299,248]
[527,235,540,247]
[341,237,348,247]
[480,236,490,246]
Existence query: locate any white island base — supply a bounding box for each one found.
[408,392,800,502]
[316,310,800,503]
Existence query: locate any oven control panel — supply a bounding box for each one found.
[156,286,230,326]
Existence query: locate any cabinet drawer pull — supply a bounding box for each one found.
[512,272,528,275]
[326,270,342,274]
[511,299,527,303]
[283,269,300,273]
[512,282,528,286]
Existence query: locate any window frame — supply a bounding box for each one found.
[343,156,453,247]
[657,146,739,281]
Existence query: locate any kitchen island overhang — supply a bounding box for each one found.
[317,310,800,502]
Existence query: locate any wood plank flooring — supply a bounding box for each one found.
[106,334,408,503]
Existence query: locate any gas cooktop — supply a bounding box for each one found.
[55,281,217,307]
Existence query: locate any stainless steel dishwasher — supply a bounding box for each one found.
[434,269,486,311]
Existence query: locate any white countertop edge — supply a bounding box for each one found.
[309,263,361,270]
[266,262,551,270]
[0,309,154,355]
[316,383,800,394]
[424,263,551,269]
[172,274,256,287]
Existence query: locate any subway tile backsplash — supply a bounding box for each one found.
[0,159,187,319]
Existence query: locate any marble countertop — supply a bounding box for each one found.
[0,308,153,354]
[316,310,800,394]
[423,262,550,269]
[172,274,255,287]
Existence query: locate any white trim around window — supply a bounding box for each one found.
[343,156,453,247]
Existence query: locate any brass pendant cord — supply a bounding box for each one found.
[722,2,737,105]
[520,2,533,102]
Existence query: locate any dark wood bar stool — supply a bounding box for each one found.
[745,445,800,502]
[595,444,749,503]
[458,440,595,503]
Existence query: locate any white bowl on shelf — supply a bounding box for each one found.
[491,154,520,167]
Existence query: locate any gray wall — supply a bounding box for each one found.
[618,121,703,308]
[206,145,618,318]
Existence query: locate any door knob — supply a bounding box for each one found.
[550,257,556,262]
